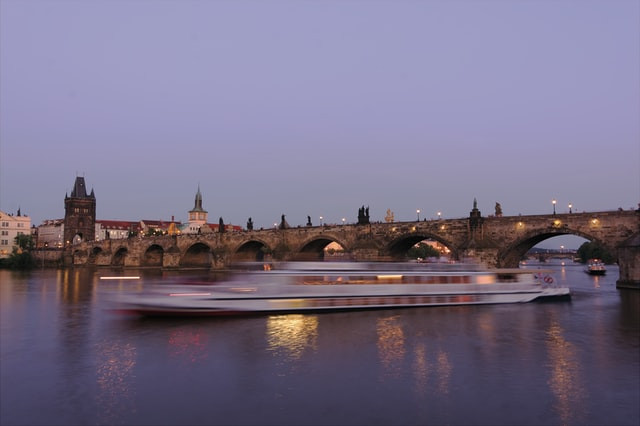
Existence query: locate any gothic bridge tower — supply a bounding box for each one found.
[64,176,96,246]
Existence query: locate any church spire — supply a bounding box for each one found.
[191,185,206,213]
[188,185,208,231]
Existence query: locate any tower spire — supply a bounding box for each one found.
[193,185,204,212]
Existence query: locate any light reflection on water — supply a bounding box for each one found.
[376,316,406,379]
[436,350,453,396]
[167,327,210,364]
[95,339,137,425]
[545,317,587,426]
[411,342,429,397]
[1,263,638,426]
[267,314,319,365]
[593,275,601,288]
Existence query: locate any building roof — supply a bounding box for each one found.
[96,220,139,230]
[140,220,180,229]
[40,219,64,226]
[0,210,31,222]
[205,223,243,232]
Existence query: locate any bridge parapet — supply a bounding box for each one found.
[68,210,638,287]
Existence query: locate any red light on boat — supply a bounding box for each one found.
[168,292,212,297]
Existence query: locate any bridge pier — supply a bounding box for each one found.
[124,254,140,268]
[95,252,112,266]
[461,248,500,268]
[163,251,181,268]
[617,234,640,289]
[351,248,383,261]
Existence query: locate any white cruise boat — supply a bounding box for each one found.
[113,262,571,317]
[585,259,607,275]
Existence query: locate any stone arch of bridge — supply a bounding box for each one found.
[180,242,213,268]
[112,246,128,266]
[142,244,164,267]
[386,232,459,260]
[232,239,272,262]
[295,235,350,261]
[497,228,607,268]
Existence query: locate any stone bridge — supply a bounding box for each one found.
[69,210,639,288]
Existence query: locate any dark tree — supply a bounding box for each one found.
[577,241,614,264]
[0,235,36,270]
[219,217,225,233]
[247,217,253,231]
[407,243,441,260]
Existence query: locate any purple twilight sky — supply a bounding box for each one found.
[1,0,639,249]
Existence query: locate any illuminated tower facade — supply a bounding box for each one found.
[64,176,96,245]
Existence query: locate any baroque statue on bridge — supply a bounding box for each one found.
[357,205,370,225]
[279,214,290,229]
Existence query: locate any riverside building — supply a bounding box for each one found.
[0,209,31,258]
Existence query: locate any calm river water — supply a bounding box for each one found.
[1,261,638,426]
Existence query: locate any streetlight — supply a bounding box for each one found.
[342,218,346,225]
[552,199,556,215]
[416,209,420,221]
[319,216,323,226]
[568,203,572,214]
[437,211,442,220]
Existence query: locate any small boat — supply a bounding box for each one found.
[585,259,606,275]
[113,262,571,317]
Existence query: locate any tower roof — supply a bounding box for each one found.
[189,185,207,213]
[68,176,95,199]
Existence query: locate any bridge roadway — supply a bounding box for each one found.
[70,209,639,288]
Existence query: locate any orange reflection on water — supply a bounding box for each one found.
[436,350,452,395]
[376,316,405,378]
[58,269,95,305]
[546,320,587,425]
[411,341,453,396]
[412,343,429,395]
[59,269,81,303]
[266,314,318,361]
